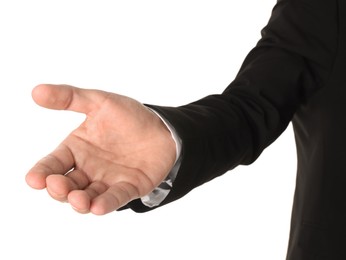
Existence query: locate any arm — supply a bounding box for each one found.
[26,0,338,215]
[125,0,339,212]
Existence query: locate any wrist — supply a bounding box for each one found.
[148,108,182,163]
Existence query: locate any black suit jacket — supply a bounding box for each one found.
[126,0,346,258]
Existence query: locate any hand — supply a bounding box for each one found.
[26,84,176,215]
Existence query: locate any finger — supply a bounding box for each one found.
[67,182,109,214]
[31,84,108,115]
[90,182,140,215]
[25,144,75,189]
[45,169,90,202]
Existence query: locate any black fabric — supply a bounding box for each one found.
[125,0,346,258]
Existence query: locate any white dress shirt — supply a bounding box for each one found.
[140,109,182,207]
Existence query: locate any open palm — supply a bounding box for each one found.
[26,84,176,215]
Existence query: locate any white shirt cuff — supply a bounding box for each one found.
[140,108,182,207]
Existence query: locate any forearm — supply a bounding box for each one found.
[125,0,338,212]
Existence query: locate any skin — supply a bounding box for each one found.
[26,84,176,215]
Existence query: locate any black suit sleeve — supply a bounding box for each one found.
[125,0,338,212]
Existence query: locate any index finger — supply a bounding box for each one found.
[25,144,75,190]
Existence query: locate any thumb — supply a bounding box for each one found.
[32,84,107,114]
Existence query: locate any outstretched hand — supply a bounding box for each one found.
[26,84,176,215]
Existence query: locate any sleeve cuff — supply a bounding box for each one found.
[140,107,182,207]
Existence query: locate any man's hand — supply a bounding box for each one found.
[26,84,176,215]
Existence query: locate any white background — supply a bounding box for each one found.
[0,0,297,259]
